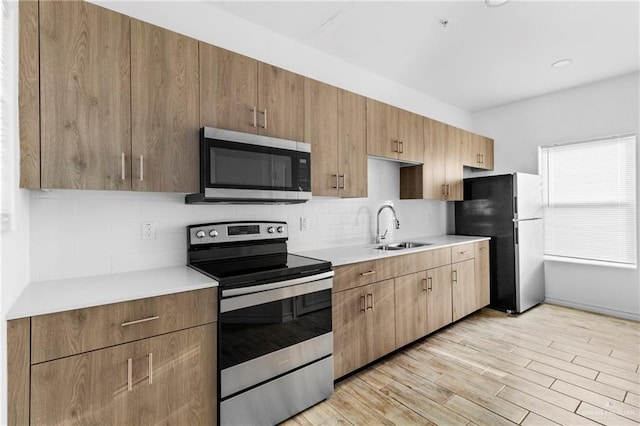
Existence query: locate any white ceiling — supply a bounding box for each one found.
[209,1,640,112]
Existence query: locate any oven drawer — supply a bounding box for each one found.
[333,258,394,292]
[31,288,217,364]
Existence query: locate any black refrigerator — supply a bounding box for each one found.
[455,173,545,313]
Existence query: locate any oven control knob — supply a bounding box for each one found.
[195,230,206,238]
[209,229,219,237]
[267,227,275,234]
[277,226,284,233]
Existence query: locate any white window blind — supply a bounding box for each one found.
[540,135,637,266]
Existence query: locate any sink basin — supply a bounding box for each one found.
[373,241,433,251]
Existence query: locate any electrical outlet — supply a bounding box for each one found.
[300,216,309,231]
[142,221,156,240]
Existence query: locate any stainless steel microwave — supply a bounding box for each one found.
[186,127,311,204]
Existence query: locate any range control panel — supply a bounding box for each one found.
[188,221,288,245]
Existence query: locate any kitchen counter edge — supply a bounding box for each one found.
[295,235,490,267]
[6,266,218,320]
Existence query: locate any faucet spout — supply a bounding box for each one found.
[375,204,400,244]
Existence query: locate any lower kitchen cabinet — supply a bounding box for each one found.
[31,324,217,425]
[333,241,490,380]
[7,288,218,426]
[394,272,428,348]
[452,259,476,322]
[426,264,453,334]
[333,279,395,378]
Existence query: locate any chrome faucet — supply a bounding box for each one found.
[375,204,400,243]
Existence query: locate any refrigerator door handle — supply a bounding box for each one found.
[512,218,543,222]
[515,226,519,245]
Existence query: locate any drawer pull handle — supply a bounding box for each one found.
[459,250,467,255]
[121,316,159,327]
[127,358,133,391]
[148,353,153,385]
[360,270,376,277]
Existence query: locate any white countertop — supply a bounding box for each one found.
[296,235,490,267]
[6,266,218,320]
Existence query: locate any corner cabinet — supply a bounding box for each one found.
[7,288,218,426]
[21,1,199,192]
[200,43,304,141]
[304,78,367,197]
[332,241,490,380]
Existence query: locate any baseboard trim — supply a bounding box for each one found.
[544,297,640,322]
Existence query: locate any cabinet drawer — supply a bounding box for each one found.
[31,288,217,364]
[394,247,451,276]
[451,243,475,263]
[333,258,393,293]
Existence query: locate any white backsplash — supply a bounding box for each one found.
[29,158,448,281]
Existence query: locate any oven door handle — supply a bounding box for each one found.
[220,271,334,313]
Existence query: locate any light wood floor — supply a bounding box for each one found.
[283,303,640,426]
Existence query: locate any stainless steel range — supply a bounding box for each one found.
[187,221,334,425]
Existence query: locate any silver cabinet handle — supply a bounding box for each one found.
[422,278,428,292]
[259,109,268,129]
[127,358,133,391]
[452,270,458,283]
[447,184,451,196]
[392,140,399,153]
[148,353,153,385]
[338,174,345,190]
[332,174,339,189]
[399,141,404,154]
[480,154,484,164]
[251,106,257,128]
[366,293,375,310]
[360,295,366,312]
[121,153,126,180]
[139,155,144,181]
[428,276,433,291]
[121,315,159,327]
[441,184,446,196]
[360,270,376,277]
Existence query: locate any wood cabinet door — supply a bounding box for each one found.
[332,287,368,379]
[445,126,464,201]
[475,241,491,308]
[394,272,427,348]
[338,89,368,198]
[304,79,338,196]
[366,98,399,159]
[423,118,448,200]
[31,325,216,426]
[426,265,452,334]
[40,0,131,190]
[452,259,476,322]
[136,324,217,425]
[199,43,258,133]
[258,63,304,141]
[398,109,424,163]
[366,279,396,362]
[131,19,199,193]
[480,136,494,170]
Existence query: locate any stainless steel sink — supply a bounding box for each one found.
[373,241,433,250]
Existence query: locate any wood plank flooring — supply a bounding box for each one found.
[282,303,640,426]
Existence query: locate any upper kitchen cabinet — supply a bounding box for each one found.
[39,0,131,190]
[304,79,366,198]
[131,19,199,193]
[200,43,304,141]
[400,118,464,201]
[463,132,494,170]
[366,99,424,163]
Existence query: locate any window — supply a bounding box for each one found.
[540,135,637,266]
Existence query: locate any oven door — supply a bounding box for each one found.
[219,273,333,399]
[202,128,311,202]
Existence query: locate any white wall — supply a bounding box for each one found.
[472,72,640,320]
[1,1,31,424]
[29,158,448,281]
